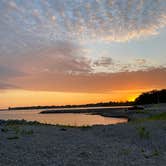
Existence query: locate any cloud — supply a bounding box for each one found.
[0,0,165,43]
[0,82,18,89]
[0,66,24,79]
[5,67,166,93]
[0,0,165,93]
[24,40,92,75]
[135,59,147,65]
[0,40,92,81]
[91,57,162,73]
[93,57,114,67]
[0,0,165,76]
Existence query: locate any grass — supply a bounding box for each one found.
[20,129,34,135]
[55,124,92,129]
[5,127,34,140]
[7,136,19,140]
[120,148,131,155]
[137,126,150,139]
[1,119,93,133]
[151,149,160,156]
[10,126,34,136]
[1,127,9,133]
[147,112,166,121]
[1,123,34,140]
[2,119,92,128]
[143,149,160,158]
[132,112,166,123]
[4,119,42,126]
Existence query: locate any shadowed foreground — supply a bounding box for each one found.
[0,120,166,166]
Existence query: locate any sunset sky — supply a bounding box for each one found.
[0,0,166,108]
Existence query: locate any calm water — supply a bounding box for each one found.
[0,108,128,126]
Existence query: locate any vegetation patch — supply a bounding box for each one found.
[7,136,19,140]
[137,126,150,139]
[80,125,92,130]
[120,148,131,155]
[147,113,166,121]
[20,129,34,135]
[1,127,9,133]
[135,89,166,105]
[1,124,34,140]
[131,112,166,123]
[4,119,43,126]
[143,149,159,158]
[56,124,92,129]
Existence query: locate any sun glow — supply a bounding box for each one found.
[0,89,145,109]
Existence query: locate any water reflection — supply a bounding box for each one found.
[0,110,128,126]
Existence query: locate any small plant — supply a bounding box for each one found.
[120,148,131,155]
[80,125,92,130]
[7,136,19,140]
[4,119,43,126]
[143,149,159,158]
[11,126,20,135]
[137,126,150,139]
[1,127,9,133]
[21,129,34,135]
[148,113,166,121]
[60,128,67,131]
[141,149,145,153]
[56,124,92,128]
[151,149,159,156]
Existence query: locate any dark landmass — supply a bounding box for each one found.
[40,106,130,119]
[135,89,166,105]
[8,89,166,111]
[8,101,133,110]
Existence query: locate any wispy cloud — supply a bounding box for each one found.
[0,82,18,89]
[91,56,164,73]
[0,40,91,80]
[6,67,166,93]
[0,65,24,78]
[93,57,114,67]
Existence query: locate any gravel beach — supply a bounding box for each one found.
[0,120,166,166]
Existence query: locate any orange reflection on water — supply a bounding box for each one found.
[0,110,128,126]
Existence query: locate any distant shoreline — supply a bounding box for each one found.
[8,101,133,110]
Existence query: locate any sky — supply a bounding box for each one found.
[0,0,166,108]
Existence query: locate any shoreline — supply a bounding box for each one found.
[0,118,166,166]
[39,105,164,122]
[0,104,165,165]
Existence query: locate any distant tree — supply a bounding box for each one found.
[134,89,166,105]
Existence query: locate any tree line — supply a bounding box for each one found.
[134,89,166,105]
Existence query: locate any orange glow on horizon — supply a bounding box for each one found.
[0,89,147,109]
[127,95,139,102]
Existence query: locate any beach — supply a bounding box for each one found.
[0,118,166,166]
[0,0,166,165]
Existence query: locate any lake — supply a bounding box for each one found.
[0,107,128,126]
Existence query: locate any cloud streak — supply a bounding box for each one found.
[0,40,92,81]
[0,82,18,89]
[4,67,166,93]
